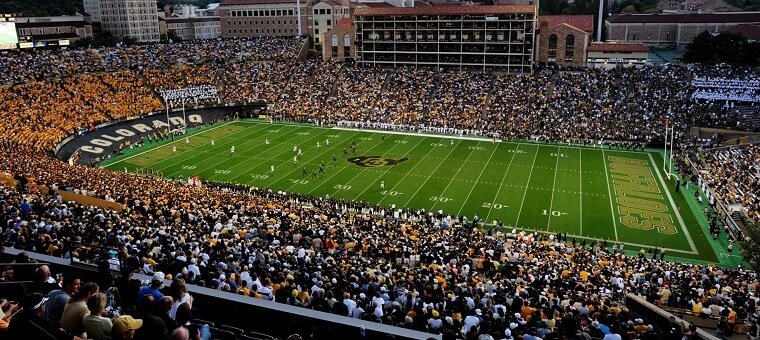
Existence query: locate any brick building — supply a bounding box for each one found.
[606,12,760,47]
[535,15,593,66]
[219,0,311,38]
[322,18,354,60]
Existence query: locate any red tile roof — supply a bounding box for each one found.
[587,42,649,52]
[607,12,760,24]
[538,15,593,33]
[726,23,760,40]
[336,17,353,29]
[354,4,535,16]
[361,2,394,7]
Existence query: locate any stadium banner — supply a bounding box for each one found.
[55,106,251,165]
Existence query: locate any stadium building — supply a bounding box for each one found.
[353,5,536,72]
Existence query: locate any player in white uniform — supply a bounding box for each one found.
[270,165,275,172]
[298,149,303,156]
[325,139,330,146]
[211,140,215,146]
[172,146,177,153]
[185,137,189,144]
[380,180,385,189]
[316,142,321,148]
[230,145,235,154]
[450,140,454,146]
[265,139,270,145]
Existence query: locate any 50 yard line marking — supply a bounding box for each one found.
[514,145,540,228]
[601,150,619,241]
[348,135,424,201]
[546,146,561,231]
[430,141,481,211]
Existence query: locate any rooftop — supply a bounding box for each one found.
[354,4,536,16]
[539,15,594,33]
[588,41,649,52]
[607,12,760,24]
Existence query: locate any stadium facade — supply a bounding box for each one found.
[353,5,537,72]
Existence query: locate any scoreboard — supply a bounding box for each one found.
[0,15,18,50]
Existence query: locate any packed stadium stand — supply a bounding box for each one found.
[0,37,759,340]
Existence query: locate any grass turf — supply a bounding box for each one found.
[101,120,720,264]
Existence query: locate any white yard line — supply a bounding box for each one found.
[316,133,404,196]
[648,152,697,252]
[401,141,462,208]
[154,123,280,175]
[514,145,540,228]
[103,120,238,167]
[458,142,501,217]
[430,141,481,211]
[601,150,620,241]
[349,135,424,201]
[378,138,439,207]
[546,146,561,231]
[256,129,360,189]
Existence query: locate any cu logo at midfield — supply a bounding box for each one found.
[347,156,409,168]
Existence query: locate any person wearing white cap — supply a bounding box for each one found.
[136,272,165,304]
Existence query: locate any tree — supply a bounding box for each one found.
[683,32,760,65]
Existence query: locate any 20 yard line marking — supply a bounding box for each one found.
[514,145,540,228]
[430,141,481,211]
[601,150,620,241]
[458,142,501,218]
[546,146,561,232]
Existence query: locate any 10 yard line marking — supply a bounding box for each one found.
[458,142,501,218]
[546,146,561,231]
[514,145,540,228]
[430,141,481,211]
[601,150,620,241]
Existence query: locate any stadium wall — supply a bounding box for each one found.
[55,105,264,165]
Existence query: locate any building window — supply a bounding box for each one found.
[331,34,338,46]
[344,33,350,47]
[548,34,557,50]
[315,20,319,25]
[327,19,331,26]
[565,34,575,49]
[315,29,319,34]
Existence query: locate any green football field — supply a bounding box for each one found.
[101,120,723,263]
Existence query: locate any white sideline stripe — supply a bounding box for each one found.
[601,150,620,241]
[648,152,697,253]
[514,145,540,228]
[101,121,238,167]
[458,142,500,217]
[546,146,561,231]
[332,127,649,154]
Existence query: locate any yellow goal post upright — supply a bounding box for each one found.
[663,119,679,181]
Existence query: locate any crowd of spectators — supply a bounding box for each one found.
[0,166,757,339]
[1,37,760,339]
[691,144,760,221]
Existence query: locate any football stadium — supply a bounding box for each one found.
[1,2,759,340]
